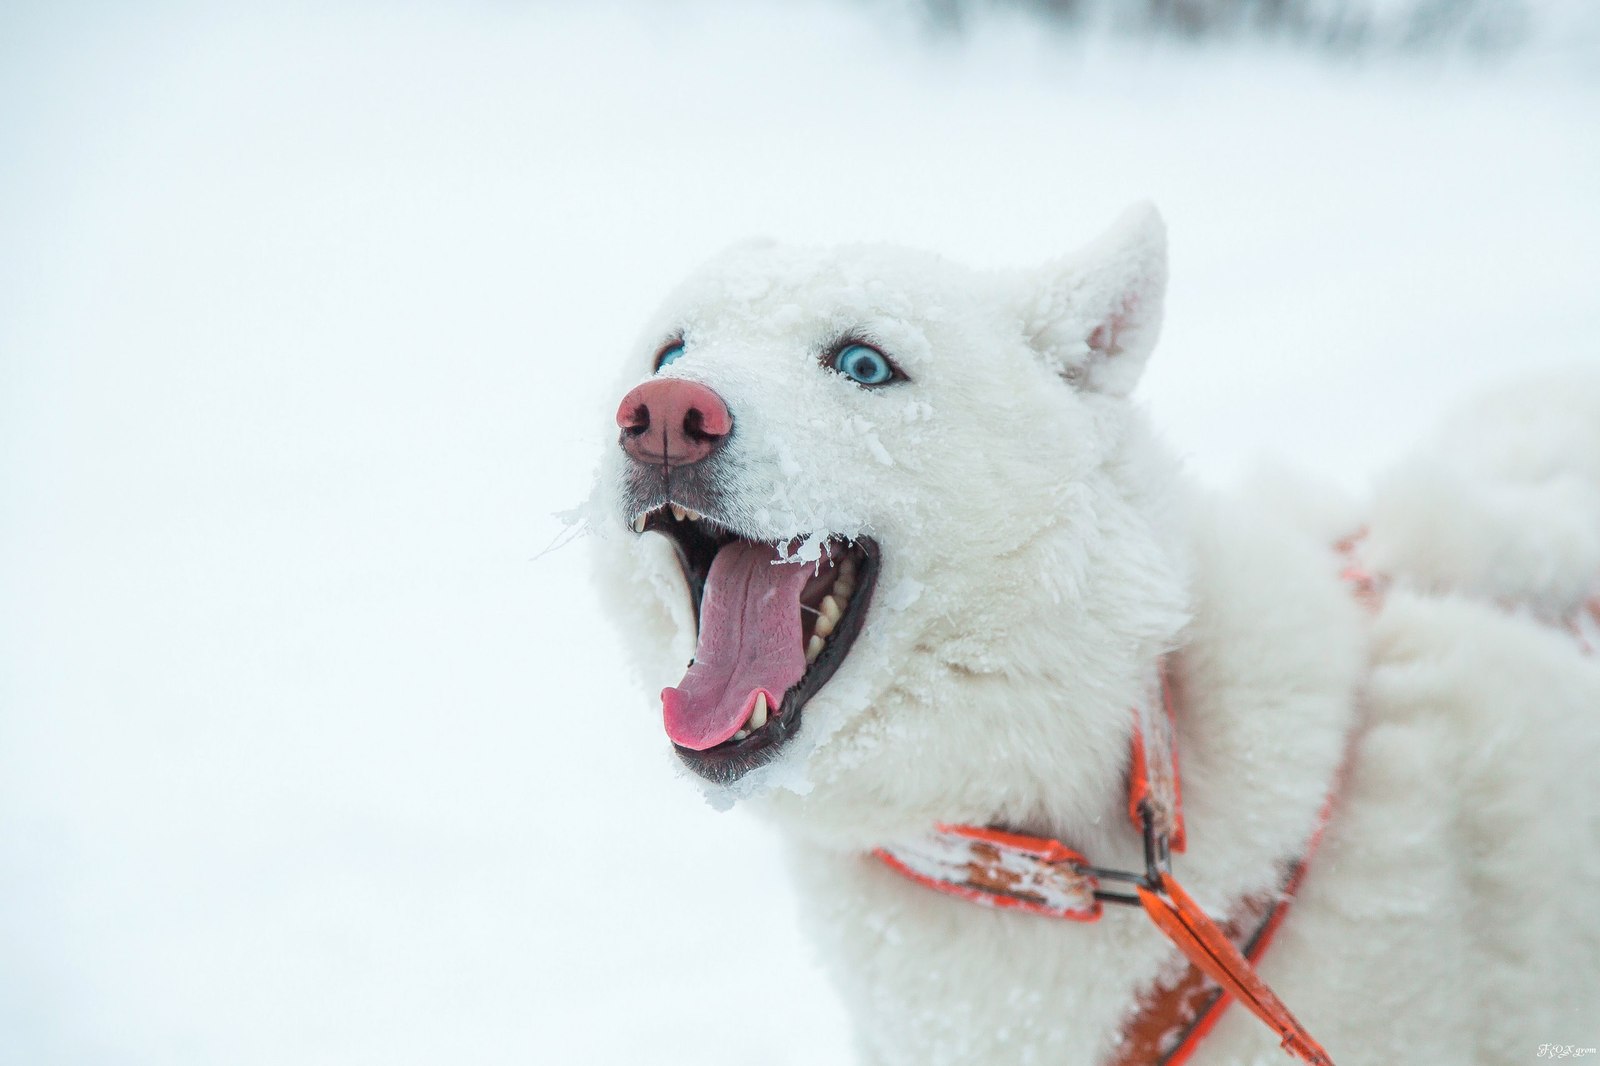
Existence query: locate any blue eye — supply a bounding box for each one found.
[832,343,897,386]
[655,342,685,371]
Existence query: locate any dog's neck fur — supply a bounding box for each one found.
[757,413,1363,914]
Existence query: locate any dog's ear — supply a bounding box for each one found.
[1020,202,1167,396]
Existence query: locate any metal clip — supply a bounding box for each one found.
[1082,801,1172,908]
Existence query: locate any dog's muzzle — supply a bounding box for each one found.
[611,377,880,785]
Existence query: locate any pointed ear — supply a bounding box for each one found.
[1020,202,1167,396]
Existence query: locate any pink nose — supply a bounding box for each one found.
[615,378,733,467]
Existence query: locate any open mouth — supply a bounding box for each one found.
[633,504,879,784]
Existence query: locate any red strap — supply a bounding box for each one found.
[874,819,1339,1065]
[1129,664,1186,851]
[872,825,1101,921]
[1138,871,1332,1066]
[1149,754,1346,1065]
[1334,528,1387,612]
[1569,594,1600,655]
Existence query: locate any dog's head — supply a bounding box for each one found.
[593,205,1189,833]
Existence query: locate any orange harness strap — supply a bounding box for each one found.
[1134,871,1331,1066]
[1109,769,1343,1066]
[1110,853,1317,1066]
[1129,661,1186,852]
[871,666,1341,1066]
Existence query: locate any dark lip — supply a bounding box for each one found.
[635,510,880,785]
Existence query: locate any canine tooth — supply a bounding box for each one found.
[685,507,701,521]
[820,595,843,623]
[834,577,854,599]
[840,556,856,582]
[750,692,769,730]
[806,635,825,662]
[815,613,836,638]
[670,504,687,521]
[732,729,750,742]
[632,514,647,533]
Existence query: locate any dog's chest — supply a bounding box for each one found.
[789,847,1180,1066]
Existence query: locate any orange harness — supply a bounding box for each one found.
[874,663,1339,1066]
[872,535,1600,1066]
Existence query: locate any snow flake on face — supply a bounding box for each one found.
[776,532,830,566]
[776,446,804,480]
[722,271,773,304]
[769,302,804,329]
[883,577,924,612]
[845,416,895,468]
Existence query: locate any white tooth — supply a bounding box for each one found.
[750,692,768,730]
[732,729,750,742]
[632,514,647,533]
[670,504,687,521]
[821,595,843,623]
[806,635,825,662]
[814,613,836,638]
[834,577,854,599]
[684,508,701,521]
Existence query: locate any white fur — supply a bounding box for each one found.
[592,206,1600,1064]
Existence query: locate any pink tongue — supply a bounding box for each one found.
[662,541,811,751]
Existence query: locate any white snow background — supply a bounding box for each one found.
[1,2,1597,1063]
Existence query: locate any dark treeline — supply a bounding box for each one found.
[907,0,1532,52]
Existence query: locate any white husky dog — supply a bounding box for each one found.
[591,205,1600,1065]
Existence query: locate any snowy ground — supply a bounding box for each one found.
[1,3,1596,1063]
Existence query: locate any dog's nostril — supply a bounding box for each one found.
[683,407,719,442]
[684,398,732,440]
[619,403,651,436]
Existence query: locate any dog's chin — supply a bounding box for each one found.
[629,505,880,786]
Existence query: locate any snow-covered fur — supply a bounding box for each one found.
[591,205,1600,1065]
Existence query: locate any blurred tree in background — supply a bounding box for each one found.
[909,0,1536,52]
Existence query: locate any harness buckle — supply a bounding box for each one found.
[1082,800,1171,908]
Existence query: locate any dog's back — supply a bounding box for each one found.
[1277,371,1600,1063]
[1367,369,1600,614]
